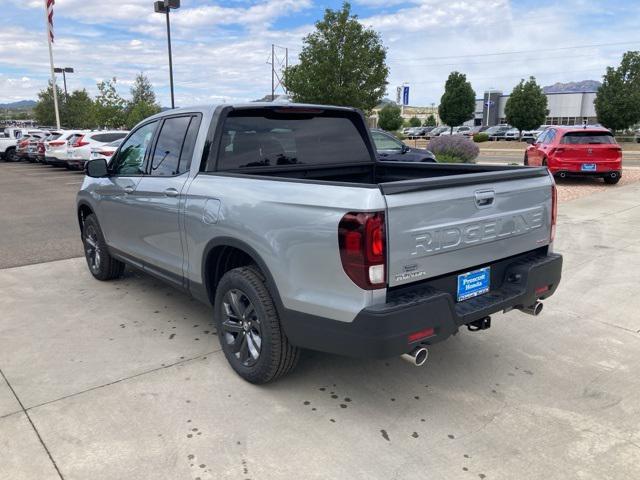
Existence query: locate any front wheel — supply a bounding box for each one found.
[82,214,125,280]
[214,266,300,384]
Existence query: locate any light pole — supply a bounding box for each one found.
[154,0,180,109]
[53,67,74,97]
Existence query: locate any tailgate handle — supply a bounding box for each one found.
[475,190,495,208]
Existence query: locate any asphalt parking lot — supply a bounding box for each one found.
[1,160,640,479]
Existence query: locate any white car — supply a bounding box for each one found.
[44,130,88,166]
[90,138,124,163]
[66,130,129,170]
[504,128,521,141]
[439,126,472,137]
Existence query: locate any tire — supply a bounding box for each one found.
[604,172,621,185]
[82,214,125,281]
[214,266,300,384]
[5,148,17,162]
[523,153,529,166]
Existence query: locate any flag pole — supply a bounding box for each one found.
[44,0,60,129]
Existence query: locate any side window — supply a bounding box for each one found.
[545,130,556,144]
[372,131,402,151]
[111,121,158,175]
[536,130,548,144]
[177,115,201,174]
[150,116,192,176]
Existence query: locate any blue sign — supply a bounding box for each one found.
[457,267,490,301]
[402,86,409,106]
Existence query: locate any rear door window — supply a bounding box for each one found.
[149,116,192,176]
[561,132,615,144]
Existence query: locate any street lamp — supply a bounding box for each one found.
[53,67,74,97]
[154,0,180,109]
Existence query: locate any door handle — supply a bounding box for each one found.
[123,185,135,194]
[164,188,179,197]
[475,190,495,208]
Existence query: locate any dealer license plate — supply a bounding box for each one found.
[457,267,490,302]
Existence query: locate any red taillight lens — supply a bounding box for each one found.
[73,135,89,147]
[338,211,386,289]
[98,151,114,157]
[550,179,558,242]
[48,141,65,147]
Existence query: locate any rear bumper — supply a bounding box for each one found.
[45,156,68,166]
[67,159,87,169]
[281,250,562,358]
[548,160,622,175]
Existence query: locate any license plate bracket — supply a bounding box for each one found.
[581,163,596,171]
[457,267,490,302]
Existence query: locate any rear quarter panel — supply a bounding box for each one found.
[184,174,387,322]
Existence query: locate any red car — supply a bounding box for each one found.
[524,127,622,184]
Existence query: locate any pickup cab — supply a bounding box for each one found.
[0,127,27,162]
[77,104,562,383]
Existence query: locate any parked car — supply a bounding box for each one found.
[371,128,436,163]
[504,128,520,141]
[0,127,27,161]
[485,125,512,141]
[521,127,546,143]
[16,135,32,161]
[78,103,562,383]
[525,126,622,184]
[440,126,473,137]
[36,131,63,163]
[44,130,87,167]
[426,126,449,138]
[469,126,490,135]
[89,138,124,163]
[66,130,129,170]
[635,129,640,143]
[25,131,48,162]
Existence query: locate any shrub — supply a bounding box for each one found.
[428,135,479,163]
[473,132,489,143]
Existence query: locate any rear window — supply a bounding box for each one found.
[213,109,371,171]
[91,132,128,143]
[561,131,615,144]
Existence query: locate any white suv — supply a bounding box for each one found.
[66,130,129,170]
[44,130,87,166]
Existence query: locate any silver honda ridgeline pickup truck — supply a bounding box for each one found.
[77,104,562,383]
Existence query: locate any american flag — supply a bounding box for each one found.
[46,0,55,43]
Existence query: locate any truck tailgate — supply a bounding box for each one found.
[382,170,553,287]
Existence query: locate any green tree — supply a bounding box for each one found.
[504,76,548,134]
[126,73,161,128]
[94,78,127,128]
[283,2,389,112]
[595,51,640,133]
[438,72,475,133]
[33,82,64,126]
[408,116,421,127]
[377,104,403,131]
[423,114,436,127]
[63,89,96,129]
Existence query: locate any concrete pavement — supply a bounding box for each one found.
[1,180,639,479]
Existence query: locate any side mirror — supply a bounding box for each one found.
[86,158,108,177]
[401,144,410,153]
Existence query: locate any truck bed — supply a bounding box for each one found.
[218,161,549,193]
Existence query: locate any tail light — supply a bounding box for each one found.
[48,141,65,147]
[97,150,115,157]
[73,135,89,147]
[338,211,386,289]
[550,178,558,242]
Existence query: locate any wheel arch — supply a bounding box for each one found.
[200,237,285,315]
[77,202,95,233]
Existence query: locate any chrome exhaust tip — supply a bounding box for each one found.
[520,301,543,316]
[401,347,429,366]
[558,172,567,179]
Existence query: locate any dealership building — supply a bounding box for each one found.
[474,89,598,127]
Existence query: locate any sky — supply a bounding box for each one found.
[0,0,639,107]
